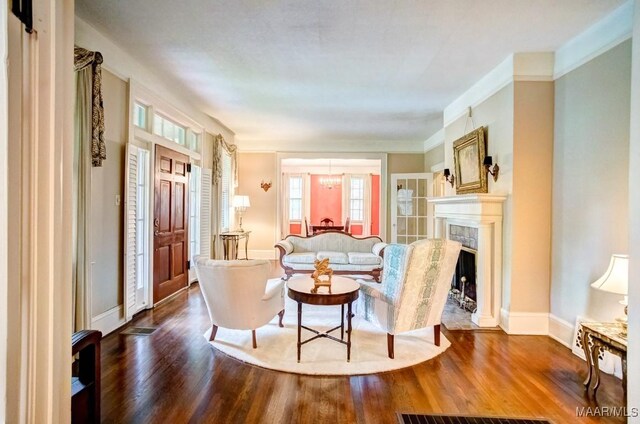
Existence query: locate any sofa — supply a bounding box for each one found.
[275,231,387,282]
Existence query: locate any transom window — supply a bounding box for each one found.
[350,176,364,221]
[153,113,186,146]
[289,176,303,221]
[133,102,147,129]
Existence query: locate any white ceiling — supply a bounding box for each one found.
[76,0,624,149]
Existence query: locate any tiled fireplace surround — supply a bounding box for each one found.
[428,194,507,327]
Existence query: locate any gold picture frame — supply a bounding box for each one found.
[452,126,487,194]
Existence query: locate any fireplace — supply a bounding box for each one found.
[448,225,478,312]
[428,194,506,327]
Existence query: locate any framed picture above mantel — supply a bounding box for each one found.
[453,126,488,194]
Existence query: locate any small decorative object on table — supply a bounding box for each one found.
[310,258,333,294]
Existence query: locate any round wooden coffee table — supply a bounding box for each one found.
[287,275,359,362]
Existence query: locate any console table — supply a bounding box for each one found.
[580,321,627,397]
[219,231,251,260]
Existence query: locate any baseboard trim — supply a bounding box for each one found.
[548,314,574,348]
[249,249,277,260]
[91,305,126,336]
[499,308,549,335]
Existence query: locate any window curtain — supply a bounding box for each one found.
[74,46,106,167]
[363,173,372,236]
[341,174,351,226]
[212,134,237,258]
[72,67,91,331]
[281,173,291,238]
[303,173,311,235]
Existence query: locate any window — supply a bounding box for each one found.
[188,132,200,152]
[133,102,147,129]
[220,152,232,231]
[350,176,364,221]
[190,165,201,260]
[153,113,186,146]
[289,176,303,220]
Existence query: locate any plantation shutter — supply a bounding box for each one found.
[200,169,212,258]
[124,144,139,321]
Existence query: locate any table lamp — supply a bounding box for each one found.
[233,195,250,232]
[591,254,628,336]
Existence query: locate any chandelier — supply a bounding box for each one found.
[319,160,341,189]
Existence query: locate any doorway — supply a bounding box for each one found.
[390,173,434,243]
[153,145,190,303]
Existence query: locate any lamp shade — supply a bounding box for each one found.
[591,254,628,295]
[232,195,250,208]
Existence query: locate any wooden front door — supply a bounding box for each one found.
[153,145,189,303]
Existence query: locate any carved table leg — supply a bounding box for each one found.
[341,304,345,341]
[581,329,593,389]
[591,340,602,394]
[347,301,353,362]
[297,301,302,363]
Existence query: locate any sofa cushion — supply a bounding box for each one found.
[348,252,382,266]
[284,252,316,264]
[317,251,348,264]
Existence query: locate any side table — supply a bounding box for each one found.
[580,321,627,397]
[287,276,359,362]
[219,231,251,260]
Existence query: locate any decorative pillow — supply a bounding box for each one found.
[317,251,349,264]
[348,252,382,265]
[284,252,316,264]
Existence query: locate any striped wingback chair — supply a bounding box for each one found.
[358,239,461,358]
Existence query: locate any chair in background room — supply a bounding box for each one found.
[320,217,334,226]
[357,239,461,358]
[195,258,285,348]
[304,217,310,237]
[344,217,351,234]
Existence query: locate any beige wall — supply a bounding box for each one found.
[91,70,127,316]
[551,40,631,324]
[511,81,554,313]
[237,152,278,254]
[444,84,515,309]
[424,145,444,171]
[386,153,425,238]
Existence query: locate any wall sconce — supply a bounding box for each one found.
[260,180,272,192]
[483,156,500,182]
[443,168,455,188]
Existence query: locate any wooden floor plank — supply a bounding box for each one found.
[100,280,626,424]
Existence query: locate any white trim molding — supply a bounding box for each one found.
[91,306,126,336]
[500,309,550,335]
[444,53,554,126]
[554,0,633,80]
[548,314,574,348]
[423,128,445,152]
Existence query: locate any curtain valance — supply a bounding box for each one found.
[212,133,238,186]
[74,46,106,167]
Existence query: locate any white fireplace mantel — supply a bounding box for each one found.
[428,194,507,327]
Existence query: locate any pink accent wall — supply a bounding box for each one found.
[285,174,380,236]
[310,175,342,225]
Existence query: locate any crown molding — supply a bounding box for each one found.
[236,138,425,153]
[554,1,633,80]
[443,52,554,127]
[423,128,445,152]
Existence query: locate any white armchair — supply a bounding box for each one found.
[195,258,285,348]
[357,239,461,358]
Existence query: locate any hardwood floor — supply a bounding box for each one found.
[101,282,626,423]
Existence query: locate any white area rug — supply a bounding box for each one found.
[205,296,450,375]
